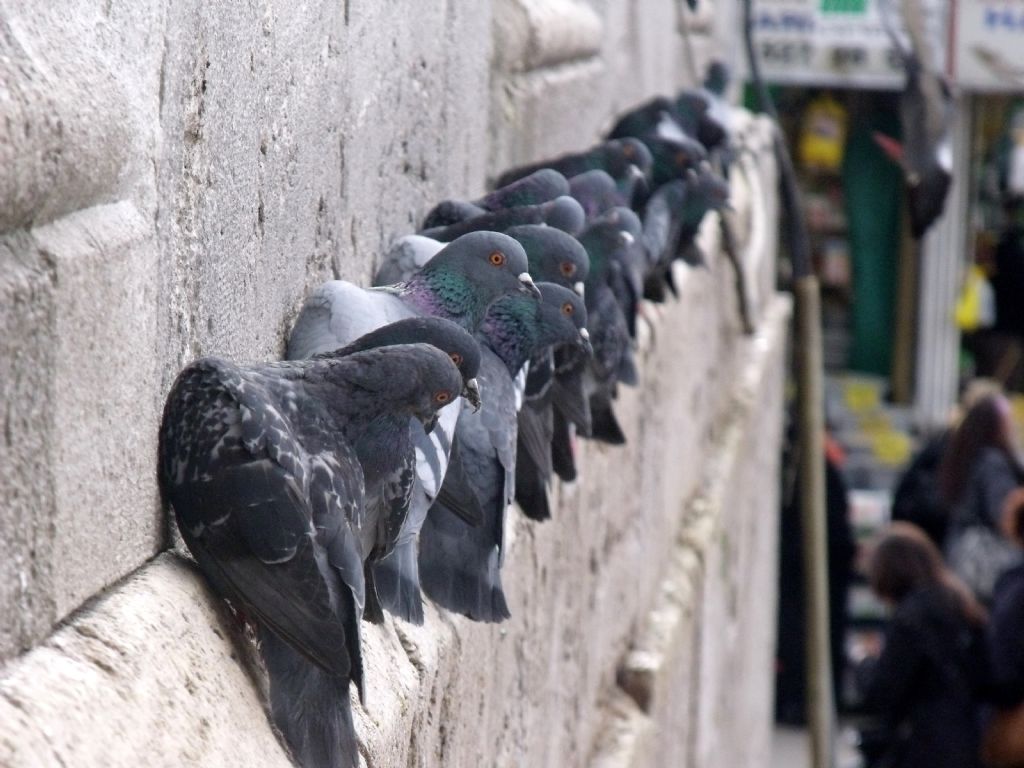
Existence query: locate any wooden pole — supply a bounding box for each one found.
[742,3,835,766]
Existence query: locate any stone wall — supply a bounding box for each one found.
[0,1,787,765]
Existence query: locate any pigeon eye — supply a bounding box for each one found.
[449,352,463,367]
[562,303,574,316]
[560,261,576,277]
[489,251,506,267]
[622,143,635,159]
[675,151,689,166]
[434,390,452,404]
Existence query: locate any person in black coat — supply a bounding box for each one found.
[988,488,1024,708]
[858,523,988,768]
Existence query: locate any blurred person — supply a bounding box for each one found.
[892,380,1004,549]
[940,392,1024,603]
[980,488,1024,767]
[858,523,988,768]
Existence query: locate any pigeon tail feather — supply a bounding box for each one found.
[371,542,425,625]
[260,627,359,768]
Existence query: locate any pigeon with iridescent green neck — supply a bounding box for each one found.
[287,230,539,625]
[419,283,590,620]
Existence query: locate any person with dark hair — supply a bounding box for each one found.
[857,523,988,768]
[940,392,1024,602]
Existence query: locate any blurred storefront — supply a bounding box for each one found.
[750,0,1024,425]
[751,0,1024,723]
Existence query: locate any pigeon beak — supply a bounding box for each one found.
[630,167,649,200]
[463,377,482,412]
[578,327,593,356]
[574,281,585,297]
[518,272,542,299]
[422,413,440,434]
[620,231,635,246]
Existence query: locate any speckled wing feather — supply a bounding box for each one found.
[159,358,365,686]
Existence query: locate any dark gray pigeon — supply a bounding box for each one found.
[420,200,488,231]
[476,168,570,211]
[419,283,590,619]
[505,223,590,296]
[419,195,585,241]
[495,139,652,198]
[159,341,464,768]
[513,285,591,521]
[321,319,484,622]
[287,231,539,624]
[568,170,622,221]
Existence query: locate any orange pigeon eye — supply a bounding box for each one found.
[489,251,506,266]
[622,143,635,159]
[449,352,463,367]
[434,391,452,404]
[675,151,688,166]
[562,303,574,315]
[560,261,576,277]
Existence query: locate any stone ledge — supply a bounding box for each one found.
[0,285,788,768]
[590,295,790,768]
[492,0,603,74]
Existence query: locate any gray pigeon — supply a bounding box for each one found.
[505,224,590,296]
[419,283,590,620]
[419,195,585,241]
[159,341,464,768]
[287,230,539,624]
[421,169,570,232]
[373,234,445,287]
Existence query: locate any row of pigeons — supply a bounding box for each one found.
[158,66,746,768]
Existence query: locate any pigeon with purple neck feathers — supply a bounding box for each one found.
[159,337,465,768]
[419,283,591,620]
[287,231,539,625]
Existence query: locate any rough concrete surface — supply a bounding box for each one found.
[0,0,786,765]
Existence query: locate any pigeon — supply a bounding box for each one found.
[159,341,465,768]
[476,168,570,211]
[420,200,488,231]
[513,286,591,520]
[875,0,953,239]
[420,169,569,231]
[287,231,540,624]
[573,214,641,445]
[642,164,730,301]
[505,223,590,296]
[419,195,585,241]
[320,319,484,622]
[568,170,622,221]
[642,133,709,188]
[373,235,445,287]
[419,283,590,619]
[495,138,652,207]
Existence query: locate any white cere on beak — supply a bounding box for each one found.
[620,231,635,245]
[519,272,535,286]
[574,281,585,297]
[580,328,590,341]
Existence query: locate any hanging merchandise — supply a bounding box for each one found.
[799,94,848,173]
[954,263,996,332]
